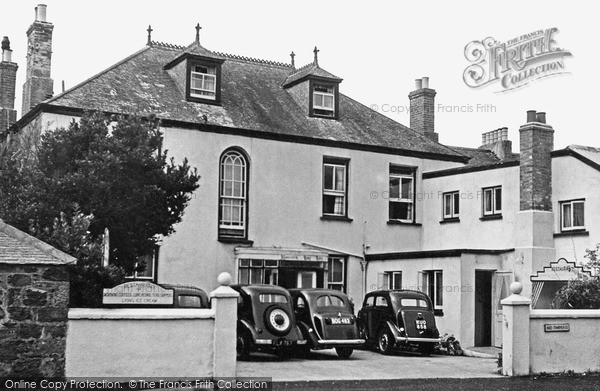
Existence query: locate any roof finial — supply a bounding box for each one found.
[290,51,295,68]
[313,46,319,66]
[195,23,202,44]
[146,25,153,46]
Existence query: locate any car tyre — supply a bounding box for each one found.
[335,347,354,359]
[236,332,252,361]
[419,342,435,357]
[377,328,395,355]
[264,305,292,336]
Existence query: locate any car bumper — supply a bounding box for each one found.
[316,339,365,346]
[393,336,441,343]
[254,339,307,345]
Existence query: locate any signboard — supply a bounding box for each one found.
[102,281,174,305]
[531,258,591,281]
[544,323,570,333]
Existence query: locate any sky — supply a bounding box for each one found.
[2,0,599,150]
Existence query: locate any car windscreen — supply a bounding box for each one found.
[390,294,431,310]
[316,295,346,309]
[259,293,288,303]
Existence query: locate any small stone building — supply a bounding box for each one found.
[0,219,76,377]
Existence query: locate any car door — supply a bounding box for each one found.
[359,295,375,339]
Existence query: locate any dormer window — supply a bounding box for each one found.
[190,64,216,100]
[183,57,223,105]
[310,80,338,119]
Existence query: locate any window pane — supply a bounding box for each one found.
[454,193,460,215]
[250,259,263,267]
[389,177,400,199]
[250,268,263,284]
[329,258,344,283]
[238,268,249,284]
[573,202,584,227]
[435,271,443,306]
[495,188,502,212]
[324,165,334,190]
[401,178,413,199]
[335,166,345,191]
[314,94,324,107]
[393,273,402,290]
[178,295,202,308]
[444,194,452,216]
[239,259,250,267]
[484,190,492,212]
[389,201,410,221]
[259,294,287,303]
[562,203,572,228]
[324,95,334,108]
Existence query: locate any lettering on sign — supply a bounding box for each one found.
[102,281,174,305]
[544,323,570,332]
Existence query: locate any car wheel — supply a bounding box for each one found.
[264,305,292,336]
[236,332,252,361]
[419,342,435,356]
[377,328,395,355]
[335,347,354,359]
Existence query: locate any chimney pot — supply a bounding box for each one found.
[415,79,422,89]
[526,110,537,123]
[1,37,9,51]
[536,112,546,124]
[422,77,429,88]
[35,4,47,22]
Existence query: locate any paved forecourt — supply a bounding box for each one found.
[237,348,501,381]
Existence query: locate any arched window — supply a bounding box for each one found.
[219,149,248,239]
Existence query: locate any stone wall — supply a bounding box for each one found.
[0,263,70,377]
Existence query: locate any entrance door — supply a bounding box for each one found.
[474,270,493,346]
[492,271,512,347]
[297,271,317,288]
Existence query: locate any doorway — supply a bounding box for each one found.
[474,270,493,346]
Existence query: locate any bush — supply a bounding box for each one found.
[553,244,600,309]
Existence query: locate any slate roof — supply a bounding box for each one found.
[0,220,77,265]
[282,62,343,86]
[568,145,600,166]
[42,42,466,160]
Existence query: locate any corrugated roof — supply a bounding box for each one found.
[45,43,466,159]
[0,220,76,265]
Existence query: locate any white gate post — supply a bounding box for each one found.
[501,281,531,376]
[210,272,239,378]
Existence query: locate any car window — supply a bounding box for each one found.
[375,296,389,307]
[365,296,375,307]
[178,295,202,308]
[259,293,288,303]
[297,296,306,309]
[400,298,429,308]
[316,295,345,307]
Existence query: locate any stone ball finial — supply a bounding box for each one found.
[510,281,523,295]
[217,272,232,286]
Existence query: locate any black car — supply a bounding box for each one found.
[358,290,440,356]
[232,284,306,360]
[289,288,364,359]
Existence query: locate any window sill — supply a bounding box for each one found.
[321,215,353,222]
[218,237,254,245]
[480,214,502,221]
[439,218,460,224]
[387,220,422,226]
[554,230,589,238]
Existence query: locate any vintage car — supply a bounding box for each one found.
[288,288,364,359]
[161,284,210,308]
[231,284,306,360]
[358,290,440,356]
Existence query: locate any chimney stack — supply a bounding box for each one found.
[0,36,18,132]
[409,77,438,142]
[22,4,54,115]
[519,110,554,211]
[479,127,512,160]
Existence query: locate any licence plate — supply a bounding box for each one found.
[331,318,351,325]
[415,320,427,330]
[274,339,292,346]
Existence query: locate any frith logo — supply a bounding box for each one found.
[463,28,572,92]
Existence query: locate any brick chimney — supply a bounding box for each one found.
[480,127,512,160]
[0,37,18,132]
[519,110,554,211]
[22,4,54,115]
[409,77,438,142]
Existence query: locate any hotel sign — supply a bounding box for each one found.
[102,281,174,305]
[531,258,590,281]
[544,323,570,333]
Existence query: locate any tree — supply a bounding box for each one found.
[0,111,200,305]
[553,244,600,309]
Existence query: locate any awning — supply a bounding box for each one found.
[235,246,329,263]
